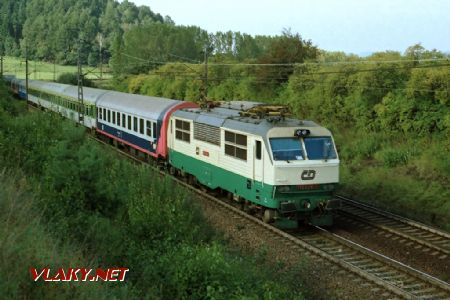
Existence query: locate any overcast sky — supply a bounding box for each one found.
[128,0,450,54]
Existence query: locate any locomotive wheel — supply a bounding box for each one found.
[187,174,194,185]
[169,165,177,176]
[242,201,251,214]
[263,209,276,223]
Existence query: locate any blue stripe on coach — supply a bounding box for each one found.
[97,121,157,154]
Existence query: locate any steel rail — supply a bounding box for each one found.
[336,195,450,259]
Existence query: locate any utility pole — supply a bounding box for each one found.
[0,38,3,77]
[200,46,209,106]
[204,47,208,98]
[98,33,103,80]
[77,37,84,125]
[25,45,29,108]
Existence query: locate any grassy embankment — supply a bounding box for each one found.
[0,82,306,299]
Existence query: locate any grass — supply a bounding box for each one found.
[0,170,126,299]
[336,130,450,231]
[2,56,112,81]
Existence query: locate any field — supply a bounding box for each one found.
[1,56,112,81]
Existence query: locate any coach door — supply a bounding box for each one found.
[253,140,263,183]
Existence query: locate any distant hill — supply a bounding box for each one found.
[0,0,167,65]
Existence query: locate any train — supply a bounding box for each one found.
[3,76,340,228]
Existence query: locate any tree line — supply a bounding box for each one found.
[123,45,449,136]
[0,0,167,65]
[0,0,318,75]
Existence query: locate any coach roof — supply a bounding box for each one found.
[62,86,108,104]
[29,80,71,95]
[97,91,182,120]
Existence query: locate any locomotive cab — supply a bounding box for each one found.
[261,124,340,227]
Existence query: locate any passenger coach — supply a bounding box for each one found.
[96,92,197,158]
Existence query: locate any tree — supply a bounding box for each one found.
[256,29,318,85]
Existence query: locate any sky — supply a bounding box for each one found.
[128,0,450,55]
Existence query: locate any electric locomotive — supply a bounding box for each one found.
[168,102,340,228]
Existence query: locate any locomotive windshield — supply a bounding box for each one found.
[304,137,337,160]
[270,138,304,161]
[270,136,337,161]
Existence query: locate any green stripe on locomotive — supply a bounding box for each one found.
[169,149,335,227]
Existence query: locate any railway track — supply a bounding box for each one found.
[92,135,450,299]
[298,228,450,299]
[336,195,450,260]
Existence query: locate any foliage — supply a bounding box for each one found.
[1,0,317,78]
[111,23,209,75]
[255,29,318,85]
[0,170,132,299]
[0,0,165,64]
[57,72,95,87]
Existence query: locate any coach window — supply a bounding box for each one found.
[139,118,144,134]
[98,108,102,120]
[117,112,121,126]
[122,113,126,128]
[175,119,190,142]
[102,108,105,121]
[256,140,262,160]
[133,117,138,132]
[146,121,152,137]
[224,131,247,161]
[112,111,116,124]
[127,115,131,130]
[153,122,157,138]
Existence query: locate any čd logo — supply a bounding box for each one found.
[301,170,316,180]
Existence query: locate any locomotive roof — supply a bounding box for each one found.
[173,101,321,137]
[97,91,182,120]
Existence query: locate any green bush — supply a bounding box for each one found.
[0,170,132,299]
[340,162,450,230]
[57,72,95,87]
[375,149,410,167]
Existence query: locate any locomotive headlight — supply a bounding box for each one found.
[323,184,335,191]
[303,200,311,209]
[278,186,290,193]
[294,129,311,138]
